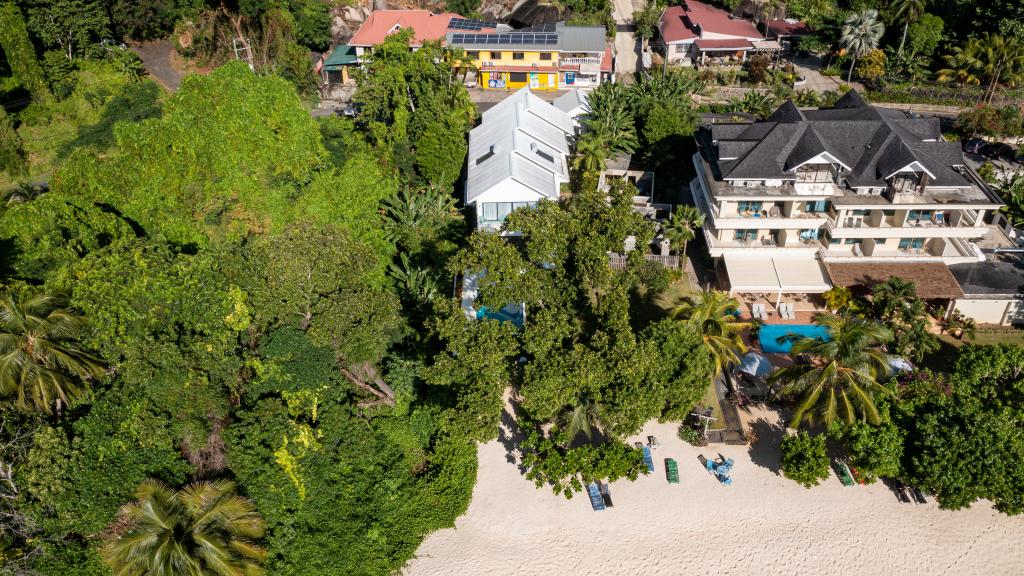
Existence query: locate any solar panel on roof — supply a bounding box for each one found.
[449,18,496,30]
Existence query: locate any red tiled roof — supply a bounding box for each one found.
[694,38,753,50]
[349,10,468,47]
[660,1,760,43]
[660,6,698,43]
[766,19,812,38]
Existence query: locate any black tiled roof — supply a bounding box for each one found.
[703,90,976,189]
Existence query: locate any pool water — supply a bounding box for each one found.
[759,324,830,354]
[476,304,525,327]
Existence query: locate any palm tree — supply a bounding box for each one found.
[939,34,1024,103]
[768,313,893,428]
[970,33,1024,104]
[661,205,705,264]
[102,479,267,576]
[937,38,983,87]
[839,9,885,83]
[672,290,746,377]
[870,276,917,320]
[891,0,926,56]
[0,291,104,414]
[559,397,611,445]
[581,82,638,156]
[572,131,610,175]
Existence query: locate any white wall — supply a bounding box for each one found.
[954,299,1024,326]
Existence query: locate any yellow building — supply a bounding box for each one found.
[447,22,611,91]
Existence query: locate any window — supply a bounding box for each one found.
[882,209,895,216]
[851,209,869,216]
[898,238,925,250]
[480,202,537,222]
[513,52,525,60]
[876,238,887,245]
[540,52,552,60]
[844,238,862,245]
[804,200,827,213]
[737,201,762,213]
[509,72,527,82]
[490,51,502,60]
[467,51,479,59]
[733,230,757,242]
[674,44,686,53]
[535,148,554,163]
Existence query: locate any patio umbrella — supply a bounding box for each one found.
[738,352,773,377]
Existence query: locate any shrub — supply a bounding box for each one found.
[780,432,830,488]
[678,424,705,446]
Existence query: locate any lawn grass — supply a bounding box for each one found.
[630,274,694,330]
[921,328,1024,373]
[697,382,727,430]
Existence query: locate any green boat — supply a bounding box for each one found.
[665,458,679,484]
[833,459,855,487]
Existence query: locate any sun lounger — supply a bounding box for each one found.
[599,482,614,507]
[642,446,655,473]
[588,482,606,511]
[833,460,855,487]
[665,458,679,484]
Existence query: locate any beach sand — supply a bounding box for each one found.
[404,407,1024,576]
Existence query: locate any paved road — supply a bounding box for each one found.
[130,40,184,91]
[612,0,640,76]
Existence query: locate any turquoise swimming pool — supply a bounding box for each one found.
[759,324,830,354]
[476,304,525,327]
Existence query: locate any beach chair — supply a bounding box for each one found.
[642,446,655,473]
[833,460,855,487]
[588,482,606,511]
[665,458,679,484]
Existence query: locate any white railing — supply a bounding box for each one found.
[560,57,601,65]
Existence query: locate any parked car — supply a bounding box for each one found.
[963,138,986,154]
[981,142,1015,160]
[338,102,362,118]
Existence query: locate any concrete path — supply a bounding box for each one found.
[611,0,641,76]
[130,40,184,91]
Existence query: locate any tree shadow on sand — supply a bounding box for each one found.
[498,397,529,475]
[746,416,787,475]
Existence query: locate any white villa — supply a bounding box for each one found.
[466,87,575,231]
[692,91,1004,304]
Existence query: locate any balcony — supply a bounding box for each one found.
[559,57,601,65]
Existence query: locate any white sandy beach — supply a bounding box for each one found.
[404,407,1024,576]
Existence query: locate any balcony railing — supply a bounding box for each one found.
[560,57,601,65]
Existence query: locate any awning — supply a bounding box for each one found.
[825,262,964,299]
[724,255,832,293]
[751,40,782,51]
[323,44,357,70]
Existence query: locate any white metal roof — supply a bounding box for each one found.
[467,87,574,204]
